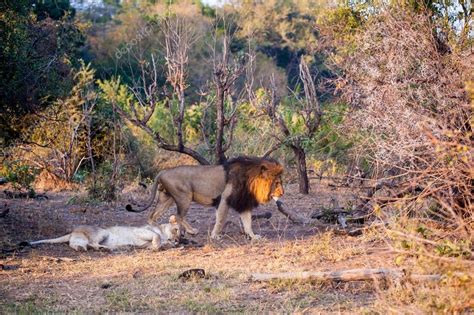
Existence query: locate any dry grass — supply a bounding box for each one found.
[0,180,471,313]
[0,234,386,313]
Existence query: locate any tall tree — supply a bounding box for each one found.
[0,0,83,144]
[109,13,246,165]
[259,59,322,194]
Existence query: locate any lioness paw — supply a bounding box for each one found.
[186,227,199,235]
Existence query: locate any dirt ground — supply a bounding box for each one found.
[0,180,396,313]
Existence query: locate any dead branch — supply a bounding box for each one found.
[250,268,471,282]
[337,214,348,229]
[252,212,272,220]
[211,24,246,163]
[3,190,48,200]
[275,200,321,225]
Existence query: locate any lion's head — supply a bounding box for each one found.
[225,156,284,212]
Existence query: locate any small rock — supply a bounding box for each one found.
[179,268,206,280]
[100,282,112,289]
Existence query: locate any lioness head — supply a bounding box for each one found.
[162,215,183,245]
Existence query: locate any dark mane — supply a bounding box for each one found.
[225,156,280,167]
[224,156,282,213]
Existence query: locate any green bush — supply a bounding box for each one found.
[1,161,39,193]
[87,161,118,201]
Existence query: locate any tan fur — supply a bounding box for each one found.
[29,216,182,251]
[127,157,284,240]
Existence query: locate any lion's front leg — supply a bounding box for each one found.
[240,210,262,240]
[211,184,233,240]
[211,203,229,239]
[149,234,162,250]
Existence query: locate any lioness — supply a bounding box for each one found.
[126,156,284,240]
[28,216,182,251]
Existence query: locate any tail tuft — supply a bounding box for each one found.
[125,204,133,212]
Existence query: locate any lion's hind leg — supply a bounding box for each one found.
[148,191,174,225]
[69,232,89,251]
[175,197,199,235]
[211,184,233,240]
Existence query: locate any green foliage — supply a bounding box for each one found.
[311,102,352,163]
[0,0,84,144]
[87,161,118,201]
[97,77,135,112]
[1,161,39,192]
[435,240,472,258]
[184,104,204,143]
[24,61,105,181]
[34,0,76,20]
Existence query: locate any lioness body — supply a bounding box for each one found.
[127,156,284,240]
[29,216,182,251]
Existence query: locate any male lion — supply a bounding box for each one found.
[28,216,182,251]
[126,156,284,240]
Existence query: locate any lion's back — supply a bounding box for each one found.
[159,165,226,201]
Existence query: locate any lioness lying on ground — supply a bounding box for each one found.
[28,216,182,251]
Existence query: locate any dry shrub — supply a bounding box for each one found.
[340,8,472,233]
[33,169,77,192]
[372,276,473,313]
[338,8,473,313]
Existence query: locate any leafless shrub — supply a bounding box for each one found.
[338,9,472,235]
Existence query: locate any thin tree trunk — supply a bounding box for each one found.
[177,91,185,151]
[293,146,309,194]
[215,86,225,164]
[85,110,96,188]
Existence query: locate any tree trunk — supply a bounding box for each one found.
[176,91,185,151]
[215,86,226,164]
[293,146,309,194]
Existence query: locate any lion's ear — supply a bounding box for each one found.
[169,215,177,224]
[260,164,270,177]
[273,164,284,175]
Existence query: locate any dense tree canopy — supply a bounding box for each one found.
[0,0,84,143]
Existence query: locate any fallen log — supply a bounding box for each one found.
[275,200,320,225]
[252,211,272,220]
[3,190,48,200]
[250,268,470,282]
[0,208,9,218]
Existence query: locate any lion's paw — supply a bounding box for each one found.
[250,234,265,242]
[210,233,222,240]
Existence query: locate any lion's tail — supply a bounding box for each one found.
[29,234,71,245]
[125,172,163,213]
